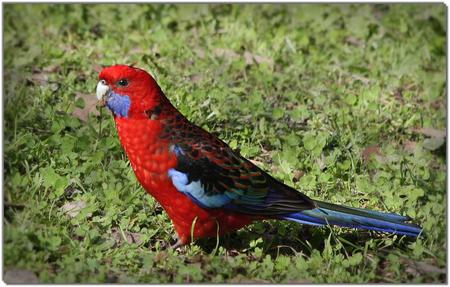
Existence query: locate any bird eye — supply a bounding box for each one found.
[117,79,129,87]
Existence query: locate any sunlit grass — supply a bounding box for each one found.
[3,3,446,283]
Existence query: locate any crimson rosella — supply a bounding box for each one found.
[96,65,422,246]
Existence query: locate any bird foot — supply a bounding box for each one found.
[170,239,183,249]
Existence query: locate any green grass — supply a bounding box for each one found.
[3,3,446,283]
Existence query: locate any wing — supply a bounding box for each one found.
[164,122,316,216]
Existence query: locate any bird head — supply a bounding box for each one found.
[96,65,162,118]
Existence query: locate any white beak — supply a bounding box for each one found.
[96,80,110,101]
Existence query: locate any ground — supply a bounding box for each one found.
[3,4,446,283]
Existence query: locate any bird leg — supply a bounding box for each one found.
[169,233,183,249]
[170,239,183,249]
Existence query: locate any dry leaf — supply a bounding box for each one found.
[414,261,446,274]
[423,137,445,151]
[111,228,143,245]
[213,48,239,60]
[430,99,445,110]
[61,200,88,218]
[4,268,39,284]
[351,74,370,84]
[72,92,100,122]
[253,54,274,67]
[42,65,60,73]
[345,36,363,47]
[403,140,417,153]
[362,146,383,161]
[195,48,206,59]
[412,127,446,139]
[244,51,254,65]
[243,51,274,68]
[293,170,305,182]
[30,72,49,85]
[316,154,326,170]
[190,74,203,83]
[271,166,280,173]
[405,266,420,277]
[30,65,60,87]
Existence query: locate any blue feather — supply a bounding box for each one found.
[168,168,238,208]
[282,202,422,237]
[106,92,131,117]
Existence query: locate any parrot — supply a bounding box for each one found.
[96,64,422,246]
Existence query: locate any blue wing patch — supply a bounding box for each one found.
[168,168,239,208]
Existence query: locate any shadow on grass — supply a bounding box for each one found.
[189,222,420,258]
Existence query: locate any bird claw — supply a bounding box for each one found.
[170,239,183,249]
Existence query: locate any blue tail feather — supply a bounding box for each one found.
[282,201,422,237]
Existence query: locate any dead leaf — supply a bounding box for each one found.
[195,48,206,59]
[253,54,274,67]
[293,170,305,182]
[362,146,383,161]
[243,51,254,65]
[345,36,363,47]
[61,200,88,218]
[42,64,60,73]
[4,268,39,283]
[405,266,420,277]
[30,65,60,87]
[213,48,239,60]
[423,137,445,151]
[396,257,446,278]
[316,154,326,170]
[414,261,446,274]
[412,127,446,139]
[243,51,274,68]
[271,166,280,173]
[351,74,370,84]
[111,228,143,245]
[403,140,417,153]
[190,74,203,83]
[430,99,445,110]
[30,72,49,85]
[72,92,100,122]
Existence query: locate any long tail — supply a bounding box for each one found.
[282,200,422,237]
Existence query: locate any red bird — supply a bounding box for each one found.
[96,65,421,246]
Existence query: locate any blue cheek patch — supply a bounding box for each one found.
[106,92,131,118]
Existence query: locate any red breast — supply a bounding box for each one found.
[114,116,254,244]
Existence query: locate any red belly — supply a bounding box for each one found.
[114,117,255,244]
[143,179,254,244]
